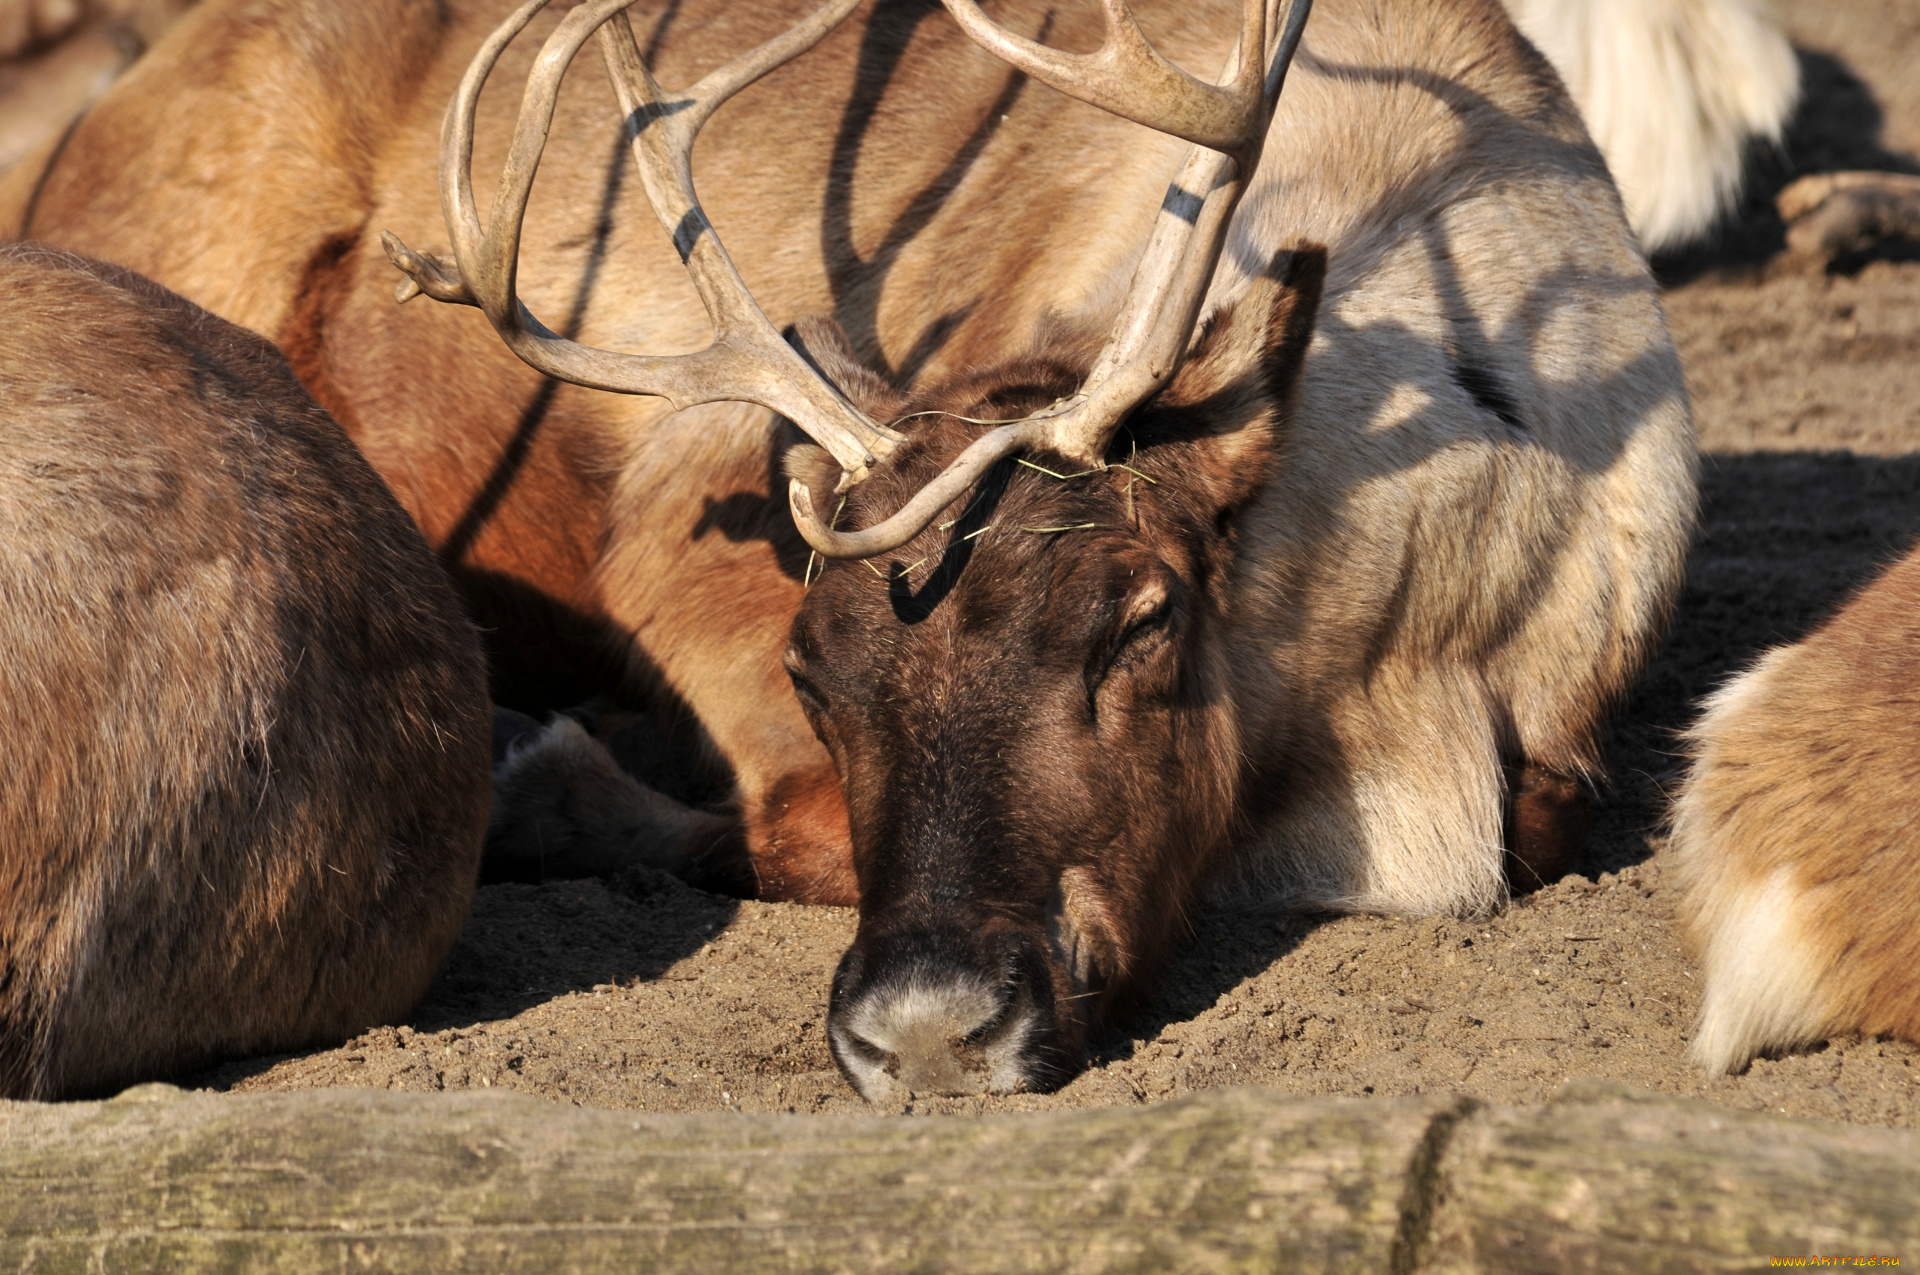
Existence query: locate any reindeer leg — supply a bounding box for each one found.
[485,716,753,895]
[738,762,858,906]
[1503,761,1591,894]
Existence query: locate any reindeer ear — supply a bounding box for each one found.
[788,314,908,423]
[780,439,841,518]
[1127,243,1326,513]
[782,315,909,512]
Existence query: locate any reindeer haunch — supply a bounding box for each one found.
[0,246,491,1099]
[1672,545,1920,1077]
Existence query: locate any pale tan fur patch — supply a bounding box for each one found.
[1673,549,1920,1074]
[1683,864,1830,1077]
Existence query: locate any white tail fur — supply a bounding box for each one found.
[1503,0,1799,252]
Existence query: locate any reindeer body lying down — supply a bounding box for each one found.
[0,0,1799,254]
[1672,545,1920,1077]
[0,246,491,1099]
[8,0,1695,1097]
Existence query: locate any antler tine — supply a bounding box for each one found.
[384,0,898,481]
[1076,0,1310,395]
[790,0,1312,559]
[790,418,1048,561]
[942,0,1270,167]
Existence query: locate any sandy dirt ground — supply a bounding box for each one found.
[189,0,1920,1129]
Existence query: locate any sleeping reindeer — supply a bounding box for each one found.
[1670,544,1920,1078]
[346,0,1697,1099]
[0,244,491,1099]
[10,0,1695,1101]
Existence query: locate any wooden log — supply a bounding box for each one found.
[0,1080,1913,1272]
[1427,1081,1920,1273]
[0,1083,1443,1272]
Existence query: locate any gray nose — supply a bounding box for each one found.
[828,973,1033,1102]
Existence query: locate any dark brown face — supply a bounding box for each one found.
[785,252,1322,1101]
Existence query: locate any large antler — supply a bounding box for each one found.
[794,0,1311,558]
[383,0,898,482]
[386,0,1310,558]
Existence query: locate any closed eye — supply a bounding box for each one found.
[1114,598,1173,660]
[1085,594,1175,710]
[785,662,828,716]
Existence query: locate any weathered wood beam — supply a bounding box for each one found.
[1427,1083,1919,1272]
[0,1080,1913,1272]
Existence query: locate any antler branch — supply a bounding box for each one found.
[387,0,1310,560]
[940,0,1270,166]
[789,0,1312,557]
[383,0,898,481]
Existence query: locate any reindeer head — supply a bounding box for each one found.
[387,0,1314,1098]
[786,254,1321,1098]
